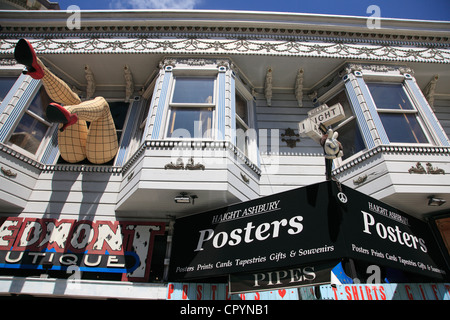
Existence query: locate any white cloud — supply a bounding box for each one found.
[110,0,202,10]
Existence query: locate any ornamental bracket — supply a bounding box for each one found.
[264,66,273,106]
[295,68,304,107]
[124,64,134,102]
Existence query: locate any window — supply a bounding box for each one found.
[56,101,130,165]
[0,77,17,103]
[367,83,429,144]
[110,101,131,144]
[327,90,365,160]
[166,77,215,139]
[8,86,53,155]
[235,92,249,156]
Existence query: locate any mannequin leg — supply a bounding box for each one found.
[14,39,117,164]
[65,97,118,164]
[35,59,89,163]
[38,59,81,106]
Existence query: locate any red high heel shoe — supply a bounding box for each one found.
[46,103,78,132]
[14,39,44,80]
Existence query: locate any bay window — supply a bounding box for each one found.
[147,59,259,167]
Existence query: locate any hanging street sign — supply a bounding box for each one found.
[298,103,346,143]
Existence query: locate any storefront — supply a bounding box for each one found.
[167,180,450,300]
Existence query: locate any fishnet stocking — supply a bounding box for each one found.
[38,59,118,164]
[38,59,81,106]
[66,97,118,164]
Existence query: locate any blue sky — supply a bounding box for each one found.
[55,0,450,21]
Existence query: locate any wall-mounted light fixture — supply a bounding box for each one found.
[174,192,197,204]
[174,192,190,204]
[428,196,446,207]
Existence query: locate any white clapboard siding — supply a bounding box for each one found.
[433,100,450,138]
[255,94,326,196]
[0,151,41,211]
[21,170,121,220]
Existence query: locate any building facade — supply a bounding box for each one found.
[0,9,449,300]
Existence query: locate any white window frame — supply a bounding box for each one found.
[164,75,217,140]
[234,78,258,163]
[6,84,54,160]
[365,79,436,147]
[235,91,250,157]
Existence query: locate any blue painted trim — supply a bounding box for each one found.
[252,99,261,167]
[151,70,172,139]
[40,127,59,164]
[0,74,25,116]
[356,77,390,145]
[217,72,226,140]
[142,80,160,142]
[404,77,450,146]
[0,77,40,142]
[230,74,236,144]
[115,99,141,166]
[344,79,375,149]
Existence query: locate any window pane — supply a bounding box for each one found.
[326,90,365,159]
[28,86,53,121]
[236,120,249,156]
[0,77,17,102]
[327,90,353,126]
[379,113,428,143]
[236,93,248,125]
[167,107,213,139]
[338,119,365,160]
[9,113,49,154]
[172,78,214,104]
[367,83,415,110]
[109,101,131,144]
[56,101,129,165]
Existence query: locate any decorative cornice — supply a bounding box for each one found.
[0,16,450,46]
[1,30,449,49]
[0,142,122,173]
[3,141,449,178]
[0,139,261,176]
[0,143,45,170]
[1,8,449,47]
[332,145,450,176]
[0,58,18,66]
[339,63,415,76]
[122,140,261,175]
[1,38,449,64]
